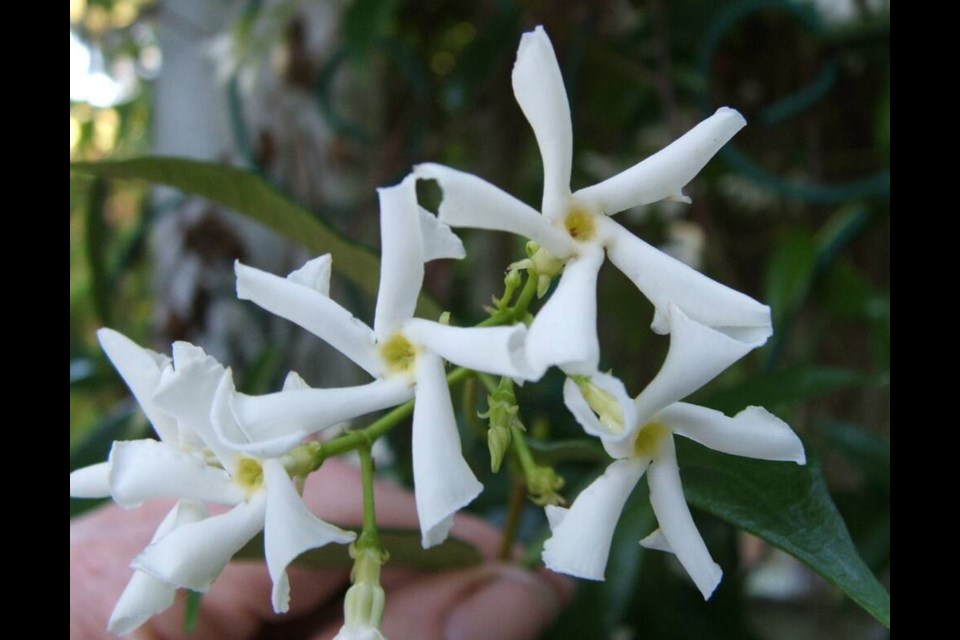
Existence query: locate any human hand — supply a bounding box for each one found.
[70,458,573,640]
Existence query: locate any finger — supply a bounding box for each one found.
[301,458,503,560]
[310,564,570,640]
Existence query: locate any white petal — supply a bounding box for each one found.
[108,440,243,508]
[512,26,573,220]
[662,403,806,464]
[132,491,267,592]
[574,107,746,214]
[638,528,673,553]
[154,344,238,469]
[69,462,111,498]
[413,163,575,259]
[214,369,413,458]
[562,371,638,442]
[544,504,567,529]
[633,305,759,424]
[97,328,179,443]
[419,207,466,261]
[108,500,208,635]
[287,254,332,296]
[647,435,722,599]
[282,370,310,391]
[412,353,483,548]
[375,176,424,339]
[262,460,356,613]
[541,458,648,580]
[403,318,537,381]
[526,244,604,376]
[235,261,382,377]
[601,217,772,343]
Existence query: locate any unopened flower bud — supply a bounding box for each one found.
[527,466,565,506]
[487,423,512,473]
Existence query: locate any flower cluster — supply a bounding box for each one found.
[70,24,805,637]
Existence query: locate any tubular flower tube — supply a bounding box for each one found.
[414,26,771,379]
[542,305,805,599]
[226,175,538,547]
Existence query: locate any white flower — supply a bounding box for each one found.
[130,346,356,614]
[70,329,212,635]
[541,305,805,599]
[70,332,356,633]
[224,175,537,547]
[414,26,771,378]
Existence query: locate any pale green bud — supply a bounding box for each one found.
[487,423,512,473]
[527,466,565,507]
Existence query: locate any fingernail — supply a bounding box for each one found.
[444,566,566,640]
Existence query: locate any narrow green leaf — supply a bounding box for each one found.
[233,527,483,571]
[70,157,441,318]
[678,439,890,626]
[764,229,817,330]
[814,206,872,271]
[700,366,873,415]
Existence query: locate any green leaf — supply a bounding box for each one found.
[233,527,483,571]
[700,366,874,415]
[70,157,441,319]
[814,206,872,271]
[764,229,817,331]
[678,439,890,626]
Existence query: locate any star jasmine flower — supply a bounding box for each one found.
[222,175,537,547]
[541,305,805,599]
[414,26,771,378]
[122,346,357,614]
[71,333,356,631]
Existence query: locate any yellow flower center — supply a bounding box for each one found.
[633,422,670,459]
[380,333,417,374]
[235,457,264,494]
[563,206,596,242]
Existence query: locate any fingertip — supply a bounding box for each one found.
[442,565,567,640]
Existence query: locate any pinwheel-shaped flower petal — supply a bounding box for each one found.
[415,26,771,378]
[542,305,804,599]
[225,175,536,547]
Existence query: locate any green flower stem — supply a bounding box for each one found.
[510,421,538,479]
[357,444,380,549]
[479,271,539,327]
[498,475,527,561]
[476,372,499,394]
[306,366,475,470]
[511,270,539,317]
